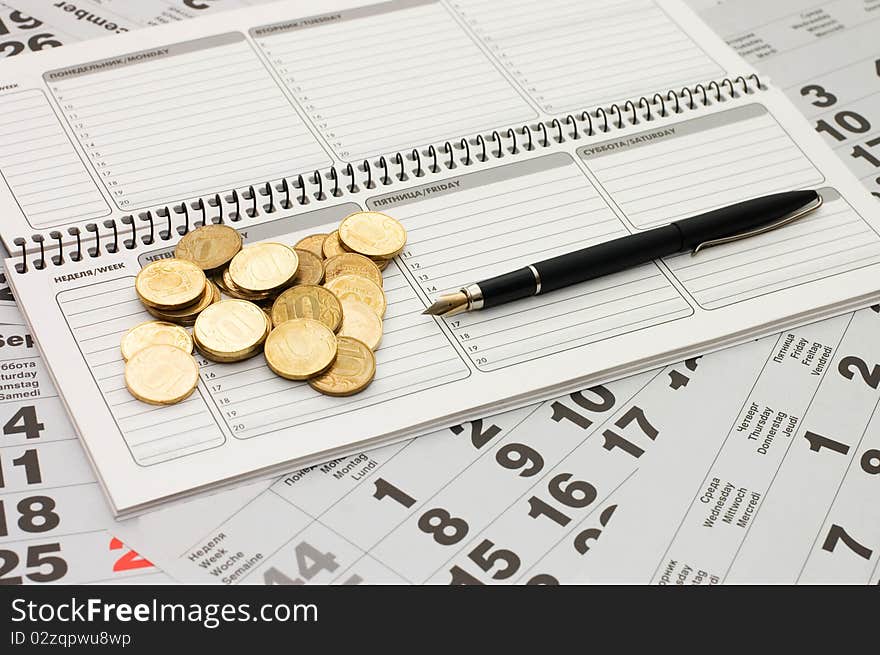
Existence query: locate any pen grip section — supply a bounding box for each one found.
[478,268,538,308]
[534,225,682,294]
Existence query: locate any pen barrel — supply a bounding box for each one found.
[673,190,818,249]
[479,268,540,308]
[533,225,683,295]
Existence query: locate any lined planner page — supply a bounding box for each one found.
[44,33,329,210]
[57,277,226,466]
[450,0,723,113]
[579,103,880,309]
[663,189,880,309]
[582,104,824,229]
[0,90,109,229]
[183,204,469,438]
[195,260,470,439]
[368,153,693,372]
[251,0,535,160]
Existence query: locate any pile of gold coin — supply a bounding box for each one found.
[123,211,407,405]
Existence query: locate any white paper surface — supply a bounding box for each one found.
[4,0,880,517]
[111,305,880,584]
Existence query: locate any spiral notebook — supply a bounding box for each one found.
[2,0,879,516]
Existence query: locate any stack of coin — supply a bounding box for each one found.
[121,322,198,406]
[135,258,219,327]
[124,211,406,404]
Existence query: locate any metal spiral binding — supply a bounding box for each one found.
[14,74,762,274]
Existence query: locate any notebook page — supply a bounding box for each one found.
[578,104,880,309]
[10,84,880,516]
[367,154,692,371]
[57,277,227,465]
[250,0,536,160]
[0,89,110,229]
[43,32,330,210]
[52,202,467,467]
[0,0,751,248]
[450,0,724,112]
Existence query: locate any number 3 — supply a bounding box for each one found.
[800,84,837,108]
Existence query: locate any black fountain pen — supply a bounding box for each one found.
[424,189,823,317]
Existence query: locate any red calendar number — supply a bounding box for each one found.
[109,537,154,572]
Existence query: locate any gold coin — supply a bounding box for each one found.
[373,257,391,271]
[324,274,387,318]
[264,318,337,380]
[322,231,349,259]
[337,299,383,350]
[271,285,342,331]
[292,248,325,285]
[295,233,329,260]
[308,337,376,396]
[324,253,382,287]
[228,242,298,293]
[145,280,218,326]
[121,320,193,361]
[338,211,406,258]
[135,258,206,310]
[174,224,242,271]
[124,344,199,405]
[193,299,269,362]
[212,271,230,294]
[220,268,273,301]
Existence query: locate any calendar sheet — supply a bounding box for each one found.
[111,305,880,584]
[0,304,170,584]
[0,0,272,54]
[690,0,880,199]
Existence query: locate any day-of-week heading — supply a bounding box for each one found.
[46,49,170,80]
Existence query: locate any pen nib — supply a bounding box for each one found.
[423,291,469,317]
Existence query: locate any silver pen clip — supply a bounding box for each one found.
[692,192,824,255]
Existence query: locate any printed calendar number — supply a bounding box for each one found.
[448,539,519,584]
[0,10,62,58]
[799,80,880,180]
[0,544,67,585]
[800,84,837,108]
[668,357,701,390]
[262,541,344,586]
[525,574,559,585]
[837,355,880,389]
[0,496,60,536]
[860,450,880,475]
[496,442,544,478]
[601,405,659,459]
[450,418,501,450]
[3,405,45,440]
[419,508,469,546]
[527,473,598,527]
[550,385,616,429]
[803,433,880,484]
[373,478,416,508]
[109,538,154,572]
[573,504,617,555]
[821,524,873,561]
[0,448,42,487]
[447,538,559,585]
